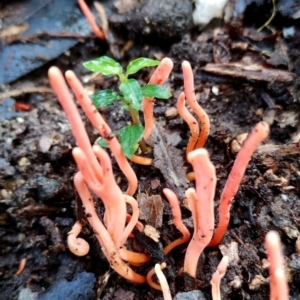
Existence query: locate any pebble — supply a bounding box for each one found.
[174,290,206,300]
[18,157,31,167]
[18,288,38,300]
[165,106,178,119]
[39,272,96,300]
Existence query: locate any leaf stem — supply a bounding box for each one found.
[129,106,150,153]
[129,107,141,125]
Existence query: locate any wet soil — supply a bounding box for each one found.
[1,1,300,300]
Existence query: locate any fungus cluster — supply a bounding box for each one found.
[48,55,287,299]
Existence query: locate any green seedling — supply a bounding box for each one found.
[83,56,171,158]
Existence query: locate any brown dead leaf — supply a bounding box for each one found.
[94,2,108,37]
[249,275,268,291]
[202,62,295,83]
[267,37,290,68]
[213,28,230,63]
[219,242,239,267]
[253,143,300,173]
[137,193,164,228]
[256,143,300,157]
[242,27,281,42]
[274,110,298,129]
[0,23,28,38]
[150,178,160,189]
[147,123,188,199]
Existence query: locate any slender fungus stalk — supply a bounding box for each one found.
[162,188,190,255]
[182,61,210,150]
[147,262,171,300]
[49,66,149,283]
[176,92,200,158]
[211,256,229,300]
[147,266,162,291]
[67,221,90,256]
[265,231,289,300]
[184,149,216,277]
[72,146,127,249]
[129,154,153,166]
[209,122,269,246]
[73,171,146,283]
[15,258,27,276]
[64,70,138,196]
[49,61,278,293]
[78,0,106,40]
[143,58,173,141]
[155,263,172,300]
[48,67,104,183]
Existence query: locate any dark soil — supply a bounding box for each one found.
[1,1,300,300]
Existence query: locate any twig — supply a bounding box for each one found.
[4,32,95,44]
[0,87,53,101]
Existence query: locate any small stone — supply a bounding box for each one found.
[16,117,25,123]
[165,106,178,119]
[289,253,300,271]
[18,288,38,300]
[18,157,30,167]
[39,135,53,153]
[36,176,64,202]
[174,290,206,300]
[39,272,96,300]
[0,157,15,176]
[1,189,8,199]
[230,133,248,155]
[212,85,219,95]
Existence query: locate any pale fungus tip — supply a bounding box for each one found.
[68,235,90,256]
[187,148,209,164]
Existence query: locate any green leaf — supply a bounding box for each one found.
[83,56,122,75]
[118,124,144,158]
[96,137,109,148]
[141,84,171,99]
[119,79,143,111]
[91,90,120,108]
[126,58,159,76]
[121,102,130,111]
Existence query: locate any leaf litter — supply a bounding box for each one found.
[147,122,188,199]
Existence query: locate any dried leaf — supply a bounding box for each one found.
[267,37,290,68]
[219,242,239,267]
[94,1,108,35]
[144,224,160,242]
[249,275,268,291]
[213,28,230,63]
[0,23,29,38]
[254,143,300,167]
[137,193,164,228]
[202,62,295,82]
[242,27,281,41]
[148,123,188,198]
[150,178,160,189]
